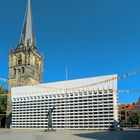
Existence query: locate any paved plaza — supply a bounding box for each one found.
[0,129,140,140]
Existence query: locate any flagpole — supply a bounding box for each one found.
[66,66,68,81]
[65,66,68,134]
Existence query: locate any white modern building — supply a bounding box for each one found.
[11,74,119,130]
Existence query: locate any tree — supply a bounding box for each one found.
[131,111,140,125]
[0,86,7,128]
[0,86,7,114]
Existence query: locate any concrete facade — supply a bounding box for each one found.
[11,74,118,130]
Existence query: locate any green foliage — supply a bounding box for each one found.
[0,85,7,114]
[131,111,140,125]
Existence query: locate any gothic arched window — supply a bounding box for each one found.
[17,55,22,65]
[22,67,25,73]
[35,57,39,70]
[14,68,16,75]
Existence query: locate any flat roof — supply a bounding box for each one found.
[11,74,118,98]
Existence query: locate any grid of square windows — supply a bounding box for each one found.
[12,89,118,129]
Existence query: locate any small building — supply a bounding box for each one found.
[134,97,140,111]
[118,97,140,123]
[11,74,118,130]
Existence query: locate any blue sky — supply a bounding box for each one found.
[0,0,140,103]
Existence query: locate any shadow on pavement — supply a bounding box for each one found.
[74,130,140,140]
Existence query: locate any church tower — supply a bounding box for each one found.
[8,0,44,88]
[6,0,44,128]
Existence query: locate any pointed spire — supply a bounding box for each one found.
[19,0,36,48]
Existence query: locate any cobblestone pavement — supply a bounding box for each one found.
[0,129,140,140]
